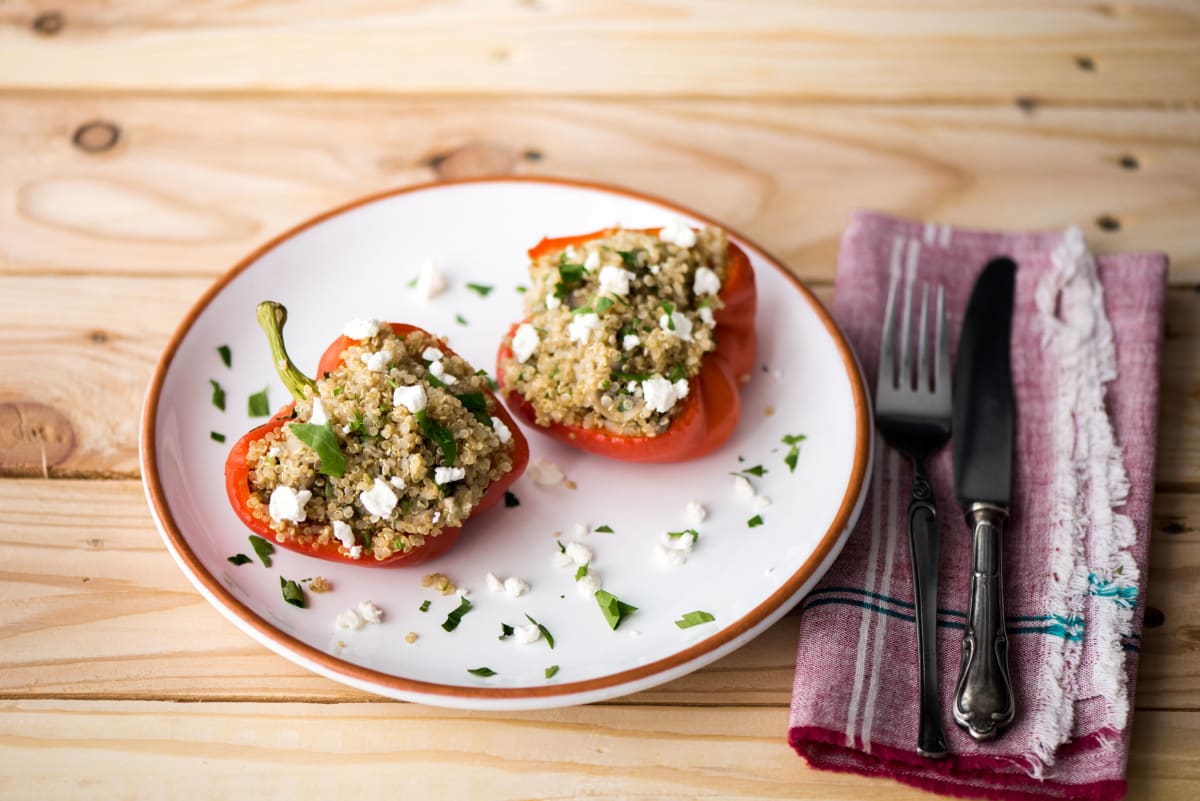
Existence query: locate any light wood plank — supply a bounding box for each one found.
[2,96,1198,283]
[0,479,1195,708]
[0,700,1194,801]
[1,1,1198,103]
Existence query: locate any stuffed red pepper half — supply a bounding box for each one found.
[226,302,529,567]
[496,224,756,463]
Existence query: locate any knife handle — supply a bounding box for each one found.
[953,502,1015,740]
[906,464,949,758]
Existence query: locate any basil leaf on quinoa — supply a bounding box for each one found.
[288,421,346,478]
[227,553,252,566]
[525,614,555,649]
[595,590,638,630]
[666,363,686,382]
[660,301,676,330]
[475,369,500,390]
[595,296,614,314]
[217,344,232,368]
[467,667,497,677]
[441,596,473,632]
[617,250,639,268]
[247,388,270,417]
[555,261,586,300]
[545,665,560,679]
[674,610,716,629]
[249,535,274,567]
[209,379,226,411]
[280,576,306,608]
[455,392,493,426]
[416,409,458,466]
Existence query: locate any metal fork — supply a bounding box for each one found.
[875,280,952,759]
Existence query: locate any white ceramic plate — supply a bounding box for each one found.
[140,177,871,710]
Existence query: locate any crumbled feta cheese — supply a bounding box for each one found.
[309,397,329,426]
[598,266,634,296]
[622,334,641,351]
[421,346,444,361]
[546,295,562,310]
[584,250,601,271]
[656,544,688,567]
[490,416,512,444]
[753,494,773,512]
[431,511,441,524]
[512,323,540,363]
[413,260,447,301]
[393,384,427,414]
[348,545,363,560]
[660,219,697,248]
[361,348,392,372]
[576,573,602,597]
[514,623,541,645]
[685,500,708,525]
[269,486,312,523]
[642,376,688,414]
[627,381,639,393]
[428,359,457,385]
[553,549,573,568]
[268,446,281,458]
[342,318,382,340]
[650,264,661,275]
[360,477,398,518]
[693,266,722,296]
[336,609,364,630]
[564,542,592,566]
[564,246,579,261]
[389,476,405,490]
[573,523,588,538]
[504,577,530,598]
[486,572,505,593]
[357,601,383,624]
[662,529,697,550]
[699,306,715,326]
[434,466,466,485]
[332,520,355,550]
[733,475,756,501]
[567,312,601,344]
[659,311,694,342]
[528,459,564,486]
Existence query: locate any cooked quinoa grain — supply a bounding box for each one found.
[246,328,515,561]
[499,227,730,436]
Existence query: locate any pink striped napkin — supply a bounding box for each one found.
[789,212,1168,801]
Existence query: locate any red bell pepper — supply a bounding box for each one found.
[496,228,756,463]
[226,302,529,567]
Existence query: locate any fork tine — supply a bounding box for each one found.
[935,284,950,397]
[899,274,915,390]
[917,283,930,392]
[877,271,899,391]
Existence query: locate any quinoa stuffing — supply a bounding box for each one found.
[499,226,731,436]
[244,323,517,562]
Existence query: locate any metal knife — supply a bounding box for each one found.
[951,257,1018,741]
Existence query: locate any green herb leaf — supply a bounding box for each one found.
[594,524,613,533]
[455,391,492,426]
[747,515,764,528]
[782,433,806,473]
[441,596,473,632]
[406,275,418,288]
[554,261,586,300]
[247,388,270,417]
[515,285,527,294]
[467,666,497,677]
[249,535,274,567]
[660,300,676,330]
[227,553,252,566]
[674,610,716,629]
[416,409,458,466]
[217,345,232,368]
[466,282,494,297]
[280,576,306,608]
[666,363,686,383]
[210,379,226,411]
[782,433,807,446]
[288,421,346,478]
[455,314,469,326]
[575,563,589,581]
[732,464,767,478]
[419,600,431,613]
[425,371,447,389]
[545,665,560,679]
[525,614,555,649]
[556,540,566,554]
[617,250,639,268]
[667,529,699,543]
[504,491,520,508]
[210,431,226,443]
[611,370,652,383]
[498,622,515,640]
[595,590,638,631]
[475,368,500,390]
[595,296,614,314]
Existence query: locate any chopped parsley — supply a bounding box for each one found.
[666,363,686,383]
[660,300,676,329]
[279,576,306,608]
[466,282,494,297]
[545,665,560,679]
[515,284,527,294]
[288,421,345,478]
[504,491,520,508]
[418,600,431,613]
[733,464,768,478]
[247,388,270,417]
[209,379,226,412]
[525,614,555,649]
[595,296,614,314]
[455,314,469,326]
[467,666,497,677]
[475,369,500,390]
[441,596,473,632]
[594,524,613,534]
[556,540,566,554]
[249,535,274,567]
[455,391,492,426]
[595,590,638,631]
[667,529,699,544]
[748,515,764,528]
[416,409,457,466]
[210,431,226,443]
[554,259,586,301]
[783,433,807,473]
[499,623,515,640]
[674,610,716,629]
[617,250,639,268]
[217,345,232,368]
[227,553,252,566]
[575,563,589,581]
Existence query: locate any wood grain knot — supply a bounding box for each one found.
[1014,97,1037,115]
[32,11,64,36]
[0,401,76,474]
[1075,55,1097,72]
[1143,607,1165,628]
[89,330,110,344]
[426,143,517,180]
[522,149,544,162]
[1095,214,1121,232]
[1159,519,1189,535]
[73,121,121,154]
[1118,154,1139,171]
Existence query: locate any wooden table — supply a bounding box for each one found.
[1,3,1197,798]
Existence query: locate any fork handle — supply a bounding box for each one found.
[907,463,949,758]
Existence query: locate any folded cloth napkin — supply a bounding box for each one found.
[789,211,1168,801]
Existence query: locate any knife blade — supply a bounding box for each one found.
[951,256,1017,741]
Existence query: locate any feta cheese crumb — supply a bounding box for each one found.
[598,266,635,296]
[421,346,444,361]
[434,466,466,485]
[546,294,562,310]
[503,577,530,598]
[564,541,592,566]
[660,219,697,248]
[576,573,602,597]
[360,477,398,518]
[514,623,542,645]
[336,609,364,630]
[733,475,756,501]
[659,311,694,342]
[685,501,708,525]
[361,348,392,372]
[268,445,281,458]
[699,306,715,326]
[567,312,601,344]
[342,318,382,340]
[357,601,384,624]
[490,416,513,444]
[584,250,601,271]
[528,459,564,486]
[656,543,689,567]
[269,486,312,524]
[393,384,427,414]
[553,549,573,568]
[428,359,457,385]
[693,266,722,296]
[309,397,329,426]
[348,545,363,560]
[512,323,540,363]
[413,260,447,301]
[662,529,697,551]
[332,520,355,550]
[642,375,688,414]
[753,494,773,512]
[486,572,505,593]
[622,334,641,351]
[389,476,406,490]
[573,523,588,538]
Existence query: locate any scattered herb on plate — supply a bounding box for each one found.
[227,553,252,566]
[545,665,560,679]
[504,491,520,508]
[217,344,232,368]
[515,284,527,294]
[475,369,500,391]
[441,596,473,632]
[288,421,346,477]
[455,314,469,326]
[210,431,226,443]
[247,387,270,417]
[525,614,555,649]
[675,610,716,629]
[595,590,638,631]
[280,576,306,608]
[418,600,431,613]
[594,524,614,533]
[748,515,764,528]
[249,535,274,567]
[732,464,767,478]
[466,282,494,297]
[667,529,699,543]
[782,433,807,473]
[209,379,226,411]
[575,563,589,580]
[467,666,497,677]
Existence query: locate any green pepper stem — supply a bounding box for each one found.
[256,301,317,403]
